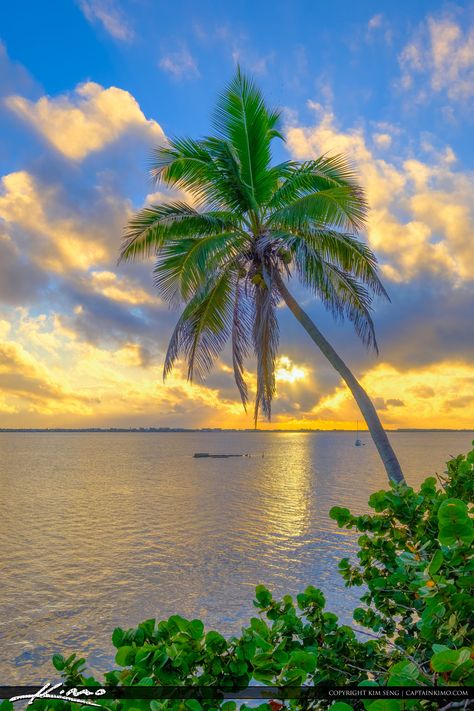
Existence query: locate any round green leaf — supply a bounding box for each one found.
[52,654,65,671]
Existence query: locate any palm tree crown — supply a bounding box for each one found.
[121,69,388,426]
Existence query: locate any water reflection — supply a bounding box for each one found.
[0,430,472,683]
[260,433,312,540]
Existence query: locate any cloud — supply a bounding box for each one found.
[360,362,474,428]
[193,22,273,76]
[77,0,134,41]
[159,47,200,80]
[286,105,474,282]
[275,356,307,384]
[0,170,130,272]
[87,271,157,306]
[0,57,472,431]
[0,224,49,305]
[374,279,474,371]
[272,361,474,431]
[57,290,152,350]
[398,12,474,102]
[0,339,98,415]
[231,47,274,76]
[386,398,405,407]
[445,395,474,410]
[368,14,383,31]
[6,82,164,160]
[373,132,392,149]
[0,310,247,427]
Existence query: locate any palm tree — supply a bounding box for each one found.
[120,69,406,486]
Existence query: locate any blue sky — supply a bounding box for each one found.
[0,0,473,428]
[2,1,471,155]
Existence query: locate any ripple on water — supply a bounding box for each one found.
[1,430,472,682]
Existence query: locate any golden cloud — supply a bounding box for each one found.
[293,361,474,430]
[275,356,307,384]
[0,339,97,415]
[1,306,474,430]
[0,311,246,427]
[6,82,164,160]
[0,170,128,272]
[87,271,157,305]
[286,108,474,282]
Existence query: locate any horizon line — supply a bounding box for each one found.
[1,427,474,433]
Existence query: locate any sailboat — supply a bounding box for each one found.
[354,420,364,447]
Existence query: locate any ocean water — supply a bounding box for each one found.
[0,430,472,683]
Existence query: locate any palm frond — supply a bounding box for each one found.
[274,227,388,300]
[212,67,281,209]
[202,137,257,213]
[267,108,285,141]
[232,279,253,409]
[120,202,239,262]
[290,239,379,351]
[153,232,247,302]
[324,264,379,352]
[252,277,280,424]
[150,137,215,201]
[163,270,235,382]
[269,186,368,233]
[268,155,366,208]
[268,155,368,231]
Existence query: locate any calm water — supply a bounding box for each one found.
[0,431,472,683]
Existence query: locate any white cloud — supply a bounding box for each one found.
[6,82,164,161]
[368,13,383,30]
[77,0,133,42]
[159,47,200,80]
[398,14,474,102]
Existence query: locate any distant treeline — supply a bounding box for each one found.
[1,428,473,433]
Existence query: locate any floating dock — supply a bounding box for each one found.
[193,452,248,459]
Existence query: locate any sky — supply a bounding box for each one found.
[0,0,473,430]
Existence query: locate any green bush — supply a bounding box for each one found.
[3,445,473,711]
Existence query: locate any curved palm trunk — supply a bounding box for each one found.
[275,274,406,486]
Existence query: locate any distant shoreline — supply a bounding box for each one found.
[1,428,473,434]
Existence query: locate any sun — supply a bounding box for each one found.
[275,356,307,384]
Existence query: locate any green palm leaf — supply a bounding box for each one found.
[290,238,379,351]
[276,227,388,299]
[163,270,236,382]
[213,67,281,211]
[120,202,239,262]
[268,156,367,210]
[150,137,215,203]
[153,232,247,302]
[269,185,367,233]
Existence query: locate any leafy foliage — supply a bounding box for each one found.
[14,445,472,711]
[331,446,474,664]
[120,69,386,424]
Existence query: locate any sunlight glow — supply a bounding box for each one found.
[275,356,307,384]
